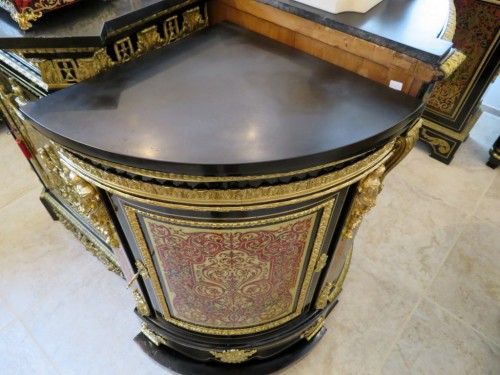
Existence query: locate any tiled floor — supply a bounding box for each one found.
[0,112,499,375]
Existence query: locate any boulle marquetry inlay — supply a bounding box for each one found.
[145,214,316,329]
[125,200,335,336]
[3,0,82,30]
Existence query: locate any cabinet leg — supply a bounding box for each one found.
[487,135,500,169]
[418,127,460,165]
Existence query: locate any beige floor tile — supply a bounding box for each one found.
[474,172,500,227]
[426,218,500,345]
[21,253,169,375]
[454,112,500,169]
[0,295,16,330]
[0,188,94,314]
[286,260,420,375]
[392,138,497,215]
[355,172,466,293]
[381,298,500,375]
[0,128,40,209]
[0,321,59,375]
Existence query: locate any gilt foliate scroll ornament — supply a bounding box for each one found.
[132,289,151,317]
[141,323,167,346]
[314,253,328,273]
[420,129,452,155]
[315,282,334,310]
[60,142,394,206]
[136,26,166,55]
[342,166,386,240]
[300,317,325,341]
[42,192,123,277]
[37,142,119,248]
[439,50,466,78]
[5,0,81,30]
[0,78,30,125]
[76,49,115,81]
[209,349,257,364]
[11,8,42,30]
[179,6,207,35]
[384,119,422,174]
[30,4,208,89]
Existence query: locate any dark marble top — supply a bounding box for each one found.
[0,0,191,49]
[23,23,423,176]
[258,0,453,65]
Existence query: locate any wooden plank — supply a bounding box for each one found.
[209,0,442,97]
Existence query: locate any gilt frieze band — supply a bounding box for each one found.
[58,141,396,207]
[27,3,209,89]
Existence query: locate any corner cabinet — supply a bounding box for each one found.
[22,22,424,372]
[3,0,457,373]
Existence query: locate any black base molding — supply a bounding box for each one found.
[419,125,461,165]
[134,326,326,375]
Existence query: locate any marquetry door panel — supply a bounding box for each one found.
[114,192,344,336]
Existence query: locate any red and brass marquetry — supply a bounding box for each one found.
[125,201,333,336]
[0,0,82,30]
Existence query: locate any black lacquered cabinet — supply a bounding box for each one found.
[22,23,424,372]
[1,0,459,372]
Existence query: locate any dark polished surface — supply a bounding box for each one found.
[0,0,190,48]
[259,0,453,64]
[23,23,423,176]
[134,327,326,374]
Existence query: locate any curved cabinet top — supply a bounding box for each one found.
[23,23,423,177]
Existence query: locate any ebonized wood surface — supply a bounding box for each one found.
[0,0,190,48]
[23,23,423,176]
[258,0,453,64]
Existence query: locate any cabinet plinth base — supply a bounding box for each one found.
[134,327,326,375]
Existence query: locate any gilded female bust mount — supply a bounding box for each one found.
[293,0,384,14]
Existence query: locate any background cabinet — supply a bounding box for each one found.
[421,0,499,163]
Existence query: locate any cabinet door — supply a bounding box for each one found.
[112,191,345,336]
